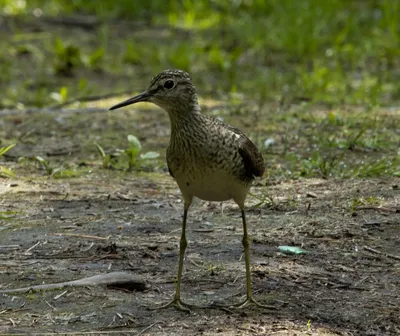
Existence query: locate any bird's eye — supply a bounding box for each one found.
[164,80,175,89]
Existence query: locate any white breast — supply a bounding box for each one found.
[174,170,251,204]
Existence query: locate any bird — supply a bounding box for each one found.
[109,69,270,311]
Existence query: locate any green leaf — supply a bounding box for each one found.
[0,211,18,220]
[34,156,46,163]
[95,143,106,158]
[278,246,309,255]
[90,47,104,63]
[0,166,15,178]
[54,37,65,55]
[0,144,16,157]
[127,135,142,152]
[140,151,160,160]
[50,87,68,103]
[78,78,88,91]
[60,86,68,102]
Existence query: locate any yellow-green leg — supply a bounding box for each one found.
[215,209,275,309]
[154,203,206,312]
[154,206,274,311]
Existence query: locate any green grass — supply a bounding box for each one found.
[350,195,386,214]
[0,144,16,177]
[0,0,399,107]
[260,105,399,179]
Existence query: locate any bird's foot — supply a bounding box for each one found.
[151,297,191,312]
[151,296,208,312]
[212,295,276,310]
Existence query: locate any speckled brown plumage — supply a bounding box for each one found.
[110,69,272,311]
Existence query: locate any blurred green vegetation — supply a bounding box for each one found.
[0,0,399,107]
[0,0,399,179]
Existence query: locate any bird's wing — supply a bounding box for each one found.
[222,122,265,179]
[238,137,265,178]
[167,164,174,178]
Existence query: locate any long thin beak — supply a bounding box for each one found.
[109,91,150,111]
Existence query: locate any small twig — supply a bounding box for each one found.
[193,229,214,233]
[361,218,386,226]
[25,330,141,335]
[54,233,110,240]
[83,242,95,251]
[193,279,226,285]
[232,275,240,284]
[137,322,160,336]
[353,276,369,287]
[0,245,20,249]
[45,299,57,310]
[24,241,40,253]
[356,206,398,213]
[53,290,68,300]
[363,246,400,261]
[218,306,234,314]
[189,259,203,268]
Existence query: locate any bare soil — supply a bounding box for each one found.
[1,106,399,336]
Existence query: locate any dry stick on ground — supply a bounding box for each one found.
[363,246,400,261]
[24,330,146,335]
[54,232,110,240]
[0,272,147,294]
[356,205,399,213]
[137,322,160,336]
[0,245,19,249]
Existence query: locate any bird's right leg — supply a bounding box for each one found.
[154,202,193,312]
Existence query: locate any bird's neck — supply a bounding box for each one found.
[167,98,202,131]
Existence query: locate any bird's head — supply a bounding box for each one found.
[109,69,199,116]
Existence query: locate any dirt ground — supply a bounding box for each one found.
[1,106,399,336]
